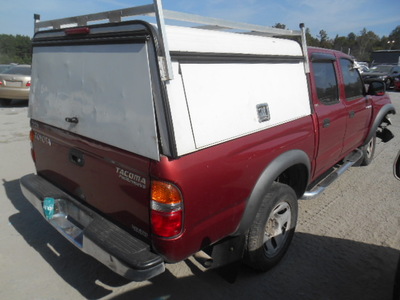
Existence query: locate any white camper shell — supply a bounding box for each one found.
[31,1,311,160]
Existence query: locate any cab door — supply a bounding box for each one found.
[338,58,372,156]
[310,52,348,179]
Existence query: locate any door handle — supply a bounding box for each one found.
[323,118,330,128]
[69,149,85,167]
[349,111,355,118]
[65,117,79,124]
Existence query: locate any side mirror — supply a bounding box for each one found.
[395,151,400,180]
[367,81,386,96]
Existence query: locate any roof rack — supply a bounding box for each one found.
[33,0,309,80]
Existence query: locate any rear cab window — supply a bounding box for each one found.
[312,60,339,105]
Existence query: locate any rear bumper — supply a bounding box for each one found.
[0,87,29,100]
[20,174,165,281]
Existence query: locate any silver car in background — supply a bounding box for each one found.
[0,64,31,106]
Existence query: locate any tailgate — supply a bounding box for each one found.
[32,122,153,237]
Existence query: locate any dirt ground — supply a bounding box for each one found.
[1,92,400,300]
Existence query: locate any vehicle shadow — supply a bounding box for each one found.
[106,234,399,300]
[0,99,28,108]
[4,179,130,299]
[4,178,399,300]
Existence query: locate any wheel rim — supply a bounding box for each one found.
[365,138,374,158]
[263,201,291,258]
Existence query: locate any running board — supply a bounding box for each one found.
[301,149,363,200]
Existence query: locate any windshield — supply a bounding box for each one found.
[369,65,392,73]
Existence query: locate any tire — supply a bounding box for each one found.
[386,79,392,90]
[0,99,12,106]
[244,182,298,271]
[360,134,376,166]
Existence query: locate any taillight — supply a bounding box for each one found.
[29,130,35,142]
[29,130,36,162]
[151,180,184,238]
[26,81,31,87]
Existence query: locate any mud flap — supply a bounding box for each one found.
[377,127,394,143]
[196,235,246,283]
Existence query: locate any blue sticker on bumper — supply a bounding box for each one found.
[43,197,55,220]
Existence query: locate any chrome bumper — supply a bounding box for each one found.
[20,174,165,281]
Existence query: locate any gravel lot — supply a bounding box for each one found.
[1,92,400,300]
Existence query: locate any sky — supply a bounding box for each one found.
[1,0,399,39]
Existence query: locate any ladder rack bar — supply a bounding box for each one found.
[34,3,302,37]
[154,0,173,80]
[33,1,308,80]
[162,10,302,37]
[300,23,310,73]
[34,4,155,32]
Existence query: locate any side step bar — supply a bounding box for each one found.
[301,149,363,200]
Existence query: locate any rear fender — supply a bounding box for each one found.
[234,150,311,236]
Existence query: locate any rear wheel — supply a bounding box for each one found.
[0,99,11,106]
[360,134,376,166]
[244,182,298,271]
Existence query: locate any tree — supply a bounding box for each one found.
[273,23,286,30]
[1,24,400,66]
[275,23,400,62]
[387,26,400,50]
[333,35,349,54]
[318,30,332,48]
[305,28,319,47]
[0,34,32,64]
[355,28,380,61]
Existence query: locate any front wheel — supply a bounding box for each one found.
[360,134,376,166]
[244,182,298,271]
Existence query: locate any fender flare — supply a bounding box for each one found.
[363,103,396,146]
[234,149,311,236]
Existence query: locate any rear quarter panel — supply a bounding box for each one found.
[150,116,314,262]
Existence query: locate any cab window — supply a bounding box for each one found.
[312,61,339,105]
[340,58,364,101]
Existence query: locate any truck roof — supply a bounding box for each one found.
[307,46,354,61]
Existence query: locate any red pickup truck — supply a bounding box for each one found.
[20,2,395,281]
